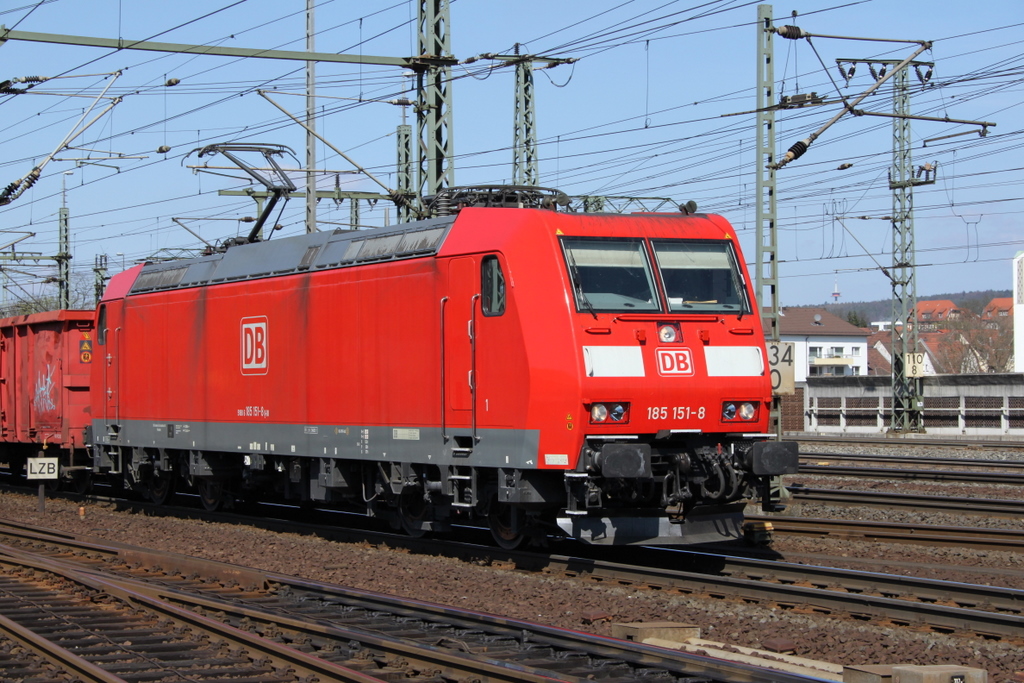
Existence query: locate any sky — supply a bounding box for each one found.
[0,0,1020,310]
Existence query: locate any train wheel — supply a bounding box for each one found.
[149,473,175,505]
[196,479,224,512]
[69,471,92,495]
[488,502,525,550]
[398,489,428,538]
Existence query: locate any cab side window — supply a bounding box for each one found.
[97,305,107,345]
[481,255,506,316]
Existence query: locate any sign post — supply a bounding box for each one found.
[764,341,796,512]
[767,341,796,398]
[27,456,59,513]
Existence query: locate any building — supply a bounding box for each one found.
[1016,252,1024,373]
[913,299,961,331]
[767,307,869,382]
[867,329,942,376]
[982,297,1013,321]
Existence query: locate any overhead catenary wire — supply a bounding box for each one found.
[0,1,1017,305]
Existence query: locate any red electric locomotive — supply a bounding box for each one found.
[62,188,792,547]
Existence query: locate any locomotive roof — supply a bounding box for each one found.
[126,215,457,296]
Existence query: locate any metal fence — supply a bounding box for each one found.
[799,374,1024,436]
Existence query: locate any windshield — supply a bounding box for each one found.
[652,240,749,313]
[561,237,751,315]
[562,238,659,312]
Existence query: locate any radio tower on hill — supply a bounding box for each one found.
[832,277,841,302]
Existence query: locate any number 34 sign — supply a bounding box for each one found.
[766,342,795,395]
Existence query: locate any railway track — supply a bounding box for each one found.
[0,519,830,683]
[797,451,1024,483]
[800,452,1024,470]
[0,548,375,683]
[794,435,1024,450]
[2,511,1022,652]
[545,548,1024,641]
[749,514,1024,552]
[786,485,1024,517]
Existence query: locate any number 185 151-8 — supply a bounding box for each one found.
[647,406,705,420]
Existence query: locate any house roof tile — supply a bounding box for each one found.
[766,307,868,337]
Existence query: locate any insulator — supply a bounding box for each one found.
[786,138,809,161]
[240,216,255,222]
[436,192,451,217]
[15,76,46,83]
[837,64,848,82]
[165,78,180,87]
[837,163,853,170]
[847,64,855,79]
[877,65,887,79]
[868,64,878,80]
[156,145,171,154]
[776,25,806,39]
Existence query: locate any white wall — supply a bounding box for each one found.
[782,334,868,382]
[1015,252,1024,373]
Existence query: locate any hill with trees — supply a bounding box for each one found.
[817,289,1011,328]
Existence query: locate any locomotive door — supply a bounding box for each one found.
[97,302,122,433]
[443,257,477,438]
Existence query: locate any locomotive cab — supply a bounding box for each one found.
[436,199,797,545]
[539,213,797,544]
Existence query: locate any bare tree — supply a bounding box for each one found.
[932,312,1014,374]
[0,269,97,318]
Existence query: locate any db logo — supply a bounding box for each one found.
[656,348,694,376]
[241,317,268,375]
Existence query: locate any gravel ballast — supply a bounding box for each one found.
[1,488,1022,682]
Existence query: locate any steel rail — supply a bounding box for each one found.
[751,514,1024,551]
[797,464,1024,484]
[794,435,1024,450]
[0,549,383,683]
[0,610,127,683]
[2,517,1023,648]
[0,521,830,683]
[785,486,1024,518]
[800,451,1024,470]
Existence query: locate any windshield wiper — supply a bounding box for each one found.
[565,249,598,319]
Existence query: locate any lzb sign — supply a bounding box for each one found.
[27,457,59,480]
[767,342,795,396]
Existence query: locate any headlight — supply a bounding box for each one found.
[589,402,630,424]
[658,325,678,343]
[722,401,758,421]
